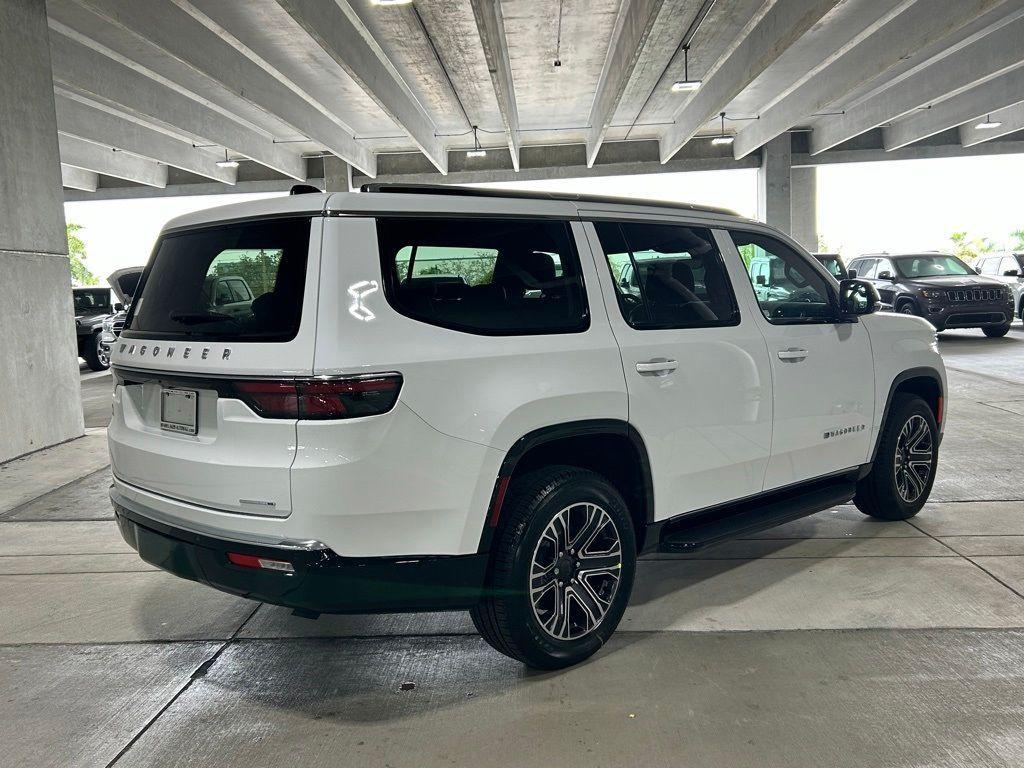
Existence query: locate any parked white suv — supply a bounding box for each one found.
[976,252,1024,321]
[108,185,946,668]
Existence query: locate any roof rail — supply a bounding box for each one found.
[359,183,738,217]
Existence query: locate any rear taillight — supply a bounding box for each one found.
[232,374,402,420]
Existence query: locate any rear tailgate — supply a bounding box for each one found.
[108,216,322,517]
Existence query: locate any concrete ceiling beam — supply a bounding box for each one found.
[809,7,1024,154]
[470,0,521,171]
[55,94,237,184]
[883,66,1024,150]
[958,102,1024,147]
[733,0,1013,159]
[68,0,375,177]
[586,0,667,167]
[60,164,98,192]
[274,0,447,175]
[48,31,307,181]
[58,134,168,187]
[659,0,843,164]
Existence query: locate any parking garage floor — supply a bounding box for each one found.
[4,330,1024,768]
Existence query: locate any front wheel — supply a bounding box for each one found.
[83,332,109,372]
[471,466,636,669]
[983,324,1011,338]
[855,395,938,520]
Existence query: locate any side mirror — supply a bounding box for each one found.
[1003,269,1020,277]
[838,279,880,319]
[877,270,894,281]
[847,268,858,279]
[114,302,124,312]
[756,274,767,286]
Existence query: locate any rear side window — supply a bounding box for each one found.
[125,217,311,342]
[594,221,739,329]
[376,217,588,335]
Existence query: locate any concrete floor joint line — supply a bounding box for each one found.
[102,603,263,768]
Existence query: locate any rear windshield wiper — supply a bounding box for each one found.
[168,310,238,325]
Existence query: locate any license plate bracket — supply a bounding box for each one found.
[160,388,198,435]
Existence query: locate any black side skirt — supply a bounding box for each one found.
[647,470,862,555]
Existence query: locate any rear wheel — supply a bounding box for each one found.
[471,466,636,669]
[83,332,109,371]
[983,324,1011,338]
[854,395,938,521]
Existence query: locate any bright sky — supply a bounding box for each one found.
[64,153,1024,283]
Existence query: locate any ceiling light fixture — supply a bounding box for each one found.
[710,112,734,145]
[466,125,486,157]
[670,45,702,93]
[371,0,413,6]
[975,115,1003,130]
[216,149,239,168]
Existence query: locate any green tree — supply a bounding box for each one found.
[66,223,98,285]
[1010,229,1024,251]
[950,231,994,264]
[211,249,282,297]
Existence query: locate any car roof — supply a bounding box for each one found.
[162,184,755,232]
[854,253,953,260]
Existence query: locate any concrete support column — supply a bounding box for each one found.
[323,155,352,192]
[0,0,84,462]
[790,166,819,252]
[757,134,792,236]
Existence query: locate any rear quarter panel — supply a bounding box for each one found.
[304,214,627,554]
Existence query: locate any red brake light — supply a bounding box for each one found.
[232,381,299,418]
[232,375,401,420]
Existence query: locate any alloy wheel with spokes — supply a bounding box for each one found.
[529,502,623,641]
[893,414,933,503]
[854,394,938,521]
[471,466,637,669]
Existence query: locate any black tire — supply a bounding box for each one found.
[896,299,918,316]
[983,324,1011,338]
[854,394,938,521]
[83,332,109,371]
[471,466,636,669]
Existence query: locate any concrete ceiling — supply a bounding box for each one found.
[50,0,1024,194]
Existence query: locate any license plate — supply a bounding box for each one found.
[160,389,198,435]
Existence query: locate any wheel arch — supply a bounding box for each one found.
[870,367,943,463]
[894,294,919,311]
[478,420,654,553]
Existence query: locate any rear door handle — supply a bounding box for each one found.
[777,347,809,362]
[636,358,678,376]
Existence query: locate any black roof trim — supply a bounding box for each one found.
[359,183,739,217]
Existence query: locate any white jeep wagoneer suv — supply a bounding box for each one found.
[109,185,945,669]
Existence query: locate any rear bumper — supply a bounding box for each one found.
[113,493,489,614]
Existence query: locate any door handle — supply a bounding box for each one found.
[777,347,809,362]
[636,358,678,376]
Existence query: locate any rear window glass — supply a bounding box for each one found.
[377,217,588,335]
[73,289,111,313]
[124,218,311,342]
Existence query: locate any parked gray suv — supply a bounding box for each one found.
[847,253,1014,337]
